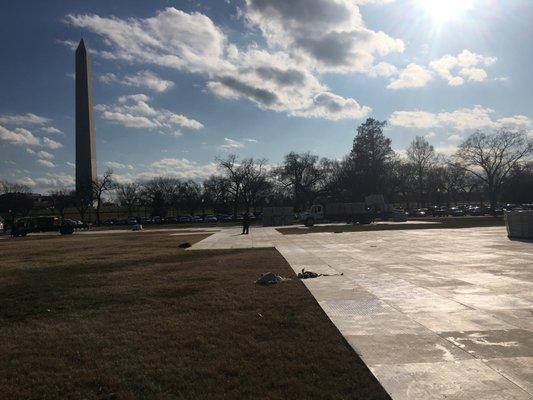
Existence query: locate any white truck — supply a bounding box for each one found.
[299,195,407,227]
[299,202,373,227]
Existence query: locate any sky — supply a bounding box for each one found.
[1,0,532,192]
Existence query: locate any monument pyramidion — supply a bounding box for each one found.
[75,38,97,203]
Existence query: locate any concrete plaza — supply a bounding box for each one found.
[192,225,533,399]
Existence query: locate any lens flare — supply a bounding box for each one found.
[419,0,474,24]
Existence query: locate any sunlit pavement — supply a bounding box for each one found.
[192,226,533,400]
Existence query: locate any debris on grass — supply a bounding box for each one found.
[255,272,290,285]
[178,242,192,248]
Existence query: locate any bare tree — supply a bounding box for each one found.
[0,181,34,230]
[92,169,114,225]
[241,158,271,213]
[455,129,532,211]
[116,182,141,217]
[218,155,246,218]
[72,190,91,223]
[203,175,231,214]
[275,152,323,212]
[142,177,179,217]
[49,188,73,219]
[407,136,436,207]
[180,180,203,216]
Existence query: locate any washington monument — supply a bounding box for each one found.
[75,39,97,201]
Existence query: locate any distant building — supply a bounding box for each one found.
[75,39,97,202]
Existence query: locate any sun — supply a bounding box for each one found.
[419,0,474,23]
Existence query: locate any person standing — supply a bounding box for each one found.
[242,213,250,235]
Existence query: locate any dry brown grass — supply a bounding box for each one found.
[0,232,389,400]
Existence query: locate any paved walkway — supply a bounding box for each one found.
[191,226,533,400]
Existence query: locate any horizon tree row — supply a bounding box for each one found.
[1,119,532,225]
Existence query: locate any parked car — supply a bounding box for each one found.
[434,207,449,217]
[178,215,192,223]
[449,207,465,217]
[164,216,178,224]
[409,208,427,217]
[392,210,408,222]
[204,215,218,222]
[467,206,483,216]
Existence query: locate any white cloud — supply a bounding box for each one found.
[100,70,175,92]
[218,137,246,151]
[208,48,370,120]
[447,134,462,142]
[142,158,218,180]
[66,162,76,167]
[424,131,436,139]
[0,113,50,126]
[42,137,63,150]
[99,72,117,84]
[0,125,41,146]
[292,92,371,120]
[367,62,398,78]
[65,8,229,75]
[15,177,37,187]
[0,125,64,150]
[243,0,404,73]
[26,148,36,155]
[390,106,531,132]
[35,173,75,188]
[36,159,56,168]
[495,75,510,82]
[459,67,487,82]
[434,145,459,155]
[99,111,157,129]
[97,94,204,132]
[123,70,174,92]
[387,63,433,90]
[496,115,531,128]
[41,126,63,134]
[37,151,55,160]
[217,137,260,152]
[430,50,496,86]
[55,39,78,50]
[63,6,377,121]
[104,161,134,170]
[389,111,438,129]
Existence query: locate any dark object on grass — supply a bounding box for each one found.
[178,242,192,248]
[256,272,290,285]
[298,268,344,279]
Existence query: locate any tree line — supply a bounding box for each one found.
[1,118,532,226]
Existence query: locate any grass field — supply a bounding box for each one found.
[278,216,505,235]
[0,232,389,399]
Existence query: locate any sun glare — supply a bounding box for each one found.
[419,0,474,23]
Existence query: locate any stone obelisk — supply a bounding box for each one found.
[75,39,97,202]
